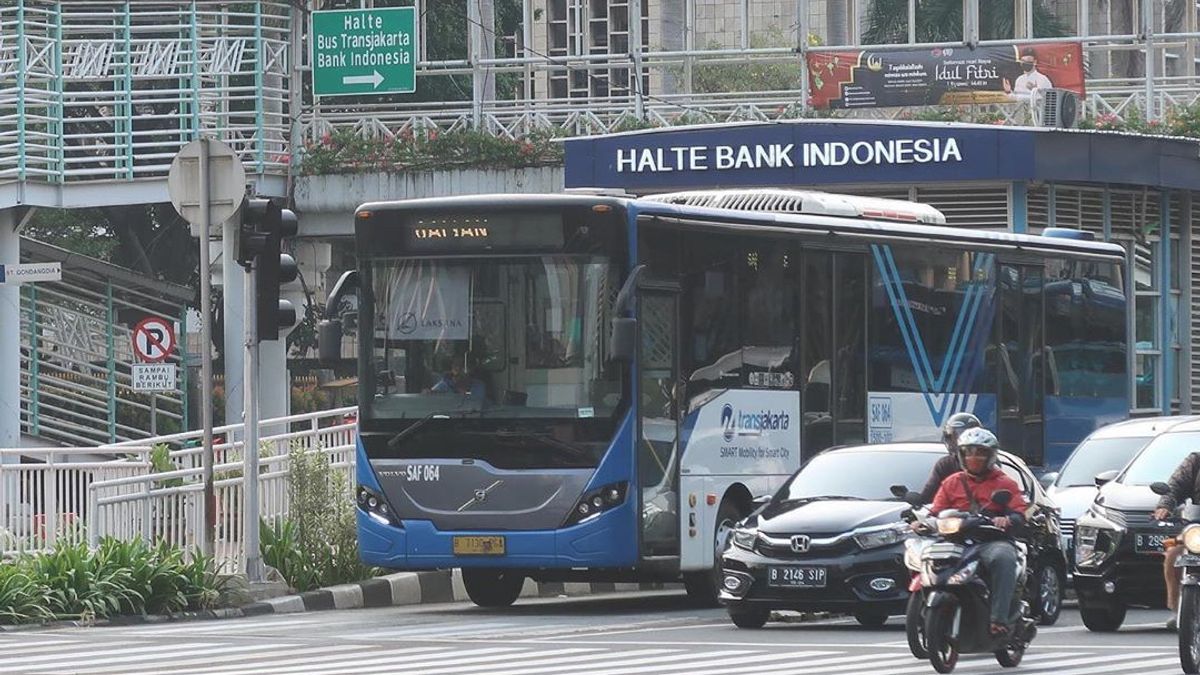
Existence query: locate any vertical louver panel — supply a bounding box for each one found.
[1189,199,1200,411]
[914,186,1011,229]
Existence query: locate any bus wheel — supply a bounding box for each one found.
[684,499,741,607]
[461,569,524,608]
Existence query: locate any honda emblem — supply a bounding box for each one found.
[790,535,811,553]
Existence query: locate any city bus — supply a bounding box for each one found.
[318,189,1128,607]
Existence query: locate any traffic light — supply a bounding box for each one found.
[237,198,299,342]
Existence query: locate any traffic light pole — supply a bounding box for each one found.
[243,258,263,583]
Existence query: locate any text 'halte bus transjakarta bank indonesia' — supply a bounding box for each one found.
[615,138,964,173]
[314,14,413,69]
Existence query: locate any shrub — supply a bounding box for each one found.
[260,444,376,592]
[0,539,226,625]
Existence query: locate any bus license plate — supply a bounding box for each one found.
[768,566,826,588]
[1135,533,1169,553]
[453,536,506,556]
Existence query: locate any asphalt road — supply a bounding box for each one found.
[0,593,1184,674]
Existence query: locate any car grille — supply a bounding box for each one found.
[754,533,855,559]
[1060,518,1074,541]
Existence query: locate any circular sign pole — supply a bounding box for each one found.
[169,137,244,560]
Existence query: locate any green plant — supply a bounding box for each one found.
[260,444,376,592]
[26,541,140,621]
[0,564,52,624]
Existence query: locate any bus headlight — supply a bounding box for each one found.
[1182,525,1200,554]
[562,482,627,527]
[356,485,400,526]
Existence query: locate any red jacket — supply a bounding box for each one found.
[931,468,1028,516]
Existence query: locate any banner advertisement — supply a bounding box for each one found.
[806,43,1085,109]
[386,262,472,341]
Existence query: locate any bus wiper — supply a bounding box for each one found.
[490,429,594,460]
[387,408,482,449]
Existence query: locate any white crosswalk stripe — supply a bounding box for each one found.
[0,634,1182,675]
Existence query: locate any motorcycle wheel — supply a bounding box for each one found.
[925,602,960,674]
[906,591,928,659]
[1179,585,1200,674]
[994,641,1025,668]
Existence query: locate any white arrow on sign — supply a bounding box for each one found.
[342,70,384,89]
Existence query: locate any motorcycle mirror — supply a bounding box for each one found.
[903,491,925,507]
[1151,481,1172,496]
[752,494,773,507]
[991,489,1013,506]
[890,484,909,499]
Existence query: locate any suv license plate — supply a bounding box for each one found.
[767,566,827,588]
[1135,533,1169,553]
[452,536,505,556]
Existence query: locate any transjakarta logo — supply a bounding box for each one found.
[614,138,963,173]
[721,403,791,442]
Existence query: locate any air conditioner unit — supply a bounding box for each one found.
[1041,88,1078,129]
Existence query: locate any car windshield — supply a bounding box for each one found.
[779,450,941,501]
[1056,437,1150,487]
[366,255,622,421]
[1120,431,1200,485]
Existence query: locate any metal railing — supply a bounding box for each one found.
[0,0,294,187]
[93,405,359,571]
[0,446,152,555]
[17,240,192,447]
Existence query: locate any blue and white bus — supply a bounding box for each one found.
[319,188,1128,607]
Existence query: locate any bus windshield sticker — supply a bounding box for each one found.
[384,261,471,340]
[578,407,595,418]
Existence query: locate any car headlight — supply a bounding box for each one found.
[854,524,908,550]
[731,527,758,551]
[1075,524,1118,567]
[1183,525,1200,554]
[937,517,963,535]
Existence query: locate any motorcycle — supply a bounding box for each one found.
[1149,481,1200,674]
[904,489,1039,674]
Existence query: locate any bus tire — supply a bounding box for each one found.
[461,568,524,608]
[684,498,742,607]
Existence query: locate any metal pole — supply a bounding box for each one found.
[198,137,216,559]
[1144,0,1156,121]
[0,210,17,454]
[799,0,810,110]
[908,0,916,43]
[243,255,262,582]
[469,0,483,129]
[630,0,645,119]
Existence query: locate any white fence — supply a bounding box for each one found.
[2,406,359,572]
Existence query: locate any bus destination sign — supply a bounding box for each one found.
[403,213,564,251]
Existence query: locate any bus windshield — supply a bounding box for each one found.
[365,255,622,422]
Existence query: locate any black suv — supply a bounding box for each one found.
[1073,421,1200,631]
[719,443,1066,628]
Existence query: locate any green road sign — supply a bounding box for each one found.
[311,7,417,97]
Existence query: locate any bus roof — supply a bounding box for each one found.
[356,192,1127,260]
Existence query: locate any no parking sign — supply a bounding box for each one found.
[132,317,176,363]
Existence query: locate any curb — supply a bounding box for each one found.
[241,569,680,616]
[0,607,247,633]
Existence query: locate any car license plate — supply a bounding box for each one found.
[767,566,827,588]
[452,536,505,556]
[1135,533,1169,553]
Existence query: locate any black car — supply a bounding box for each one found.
[1073,421,1200,631]
[719,443,1066,629]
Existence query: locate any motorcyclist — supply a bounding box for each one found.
[926,427,1028,637]
[917,412,983,504]
[1152,451,1200,631]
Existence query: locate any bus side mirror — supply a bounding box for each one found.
[318,319,342,365]
[609,317,636,362]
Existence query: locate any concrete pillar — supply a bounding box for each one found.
[0,210,18,451]
[221,216,245,434]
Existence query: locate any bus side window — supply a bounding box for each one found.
[682,233,742,412]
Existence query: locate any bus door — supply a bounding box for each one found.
[637,286,682,557]
[997,263,1045,465]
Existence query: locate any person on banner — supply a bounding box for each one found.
[1004,47,1054,103]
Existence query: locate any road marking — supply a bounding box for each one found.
[1016,653,1180,674]
[209,646,583,675]
[413,648,692,675]
[428,648,764,675]
[86,643,372,674]
[2,642,218,669]
[159,646,467,675]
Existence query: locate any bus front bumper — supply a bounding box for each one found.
[357,502,637,570]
